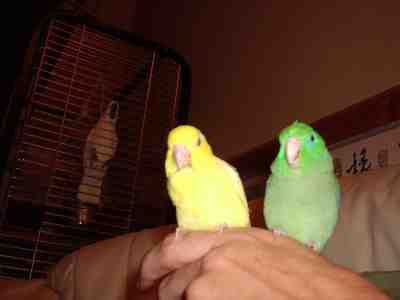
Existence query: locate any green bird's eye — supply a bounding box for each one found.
[308,134,316,145]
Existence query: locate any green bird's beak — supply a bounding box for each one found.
[285,137,300,168]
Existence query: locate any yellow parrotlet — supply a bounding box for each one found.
[165,125,250,231]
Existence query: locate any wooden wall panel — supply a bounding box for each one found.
[230,85,400,198]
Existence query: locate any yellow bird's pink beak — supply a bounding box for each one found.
[285,137,300,168]
[173,145,192,170]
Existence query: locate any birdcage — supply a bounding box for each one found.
[0,14,190,279]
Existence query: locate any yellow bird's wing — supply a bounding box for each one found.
[215,157,249,212]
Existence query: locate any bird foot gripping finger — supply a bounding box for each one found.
[174,227,182,240]
[306,241,318,252]
[272,229,287,236]
[217,223,229,233]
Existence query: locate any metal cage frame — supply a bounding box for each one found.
[0,13,190,280]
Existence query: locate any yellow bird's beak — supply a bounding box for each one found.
[173,144,192,170]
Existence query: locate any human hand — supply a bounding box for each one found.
[138,227,388,300]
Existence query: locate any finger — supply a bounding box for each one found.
[138,228,264,290]
[138,227,307,290]
[138,231,219,290]
[183,241,319,300]
[158,260,202,300]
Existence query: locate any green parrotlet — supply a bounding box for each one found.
[264,121,340,253]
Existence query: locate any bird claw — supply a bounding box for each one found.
[174,227,182,240]
[307,241,318,252]
[217,223,229,233]
[272,229,287,236]
[174,224,228,239]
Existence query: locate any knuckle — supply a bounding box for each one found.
[161,233,176,251]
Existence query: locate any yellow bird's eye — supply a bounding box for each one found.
[197,137,202,146]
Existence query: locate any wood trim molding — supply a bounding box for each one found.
[229,85,400,198]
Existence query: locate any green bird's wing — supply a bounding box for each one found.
[264,172,340,252]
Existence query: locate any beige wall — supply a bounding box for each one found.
[134,1,400,159]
